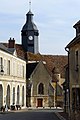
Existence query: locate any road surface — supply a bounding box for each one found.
[0,109,61,120]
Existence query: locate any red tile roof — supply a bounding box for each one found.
[2,43,68,78]
[26,52,68,78]
[42,55,68,78]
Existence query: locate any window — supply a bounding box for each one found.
[38,83,44,95]
[17,64,20,77]
[0,57,3,65]
[22,65,24,78]
[72,88,80,111]
[75,50,78,71]
[13,61,17,76]
[13,62,15,76]
[17,86,20,105]
[13,87,15,105]
[4,59,7,74]
[7,60,10,75]
[22,86,24,106]
[0,57,3,71]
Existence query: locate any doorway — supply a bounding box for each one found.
[6,85,10,108]
[37,98,43,107]
[0,85,3,109]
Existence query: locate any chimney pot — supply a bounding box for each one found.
[8,37,15,48]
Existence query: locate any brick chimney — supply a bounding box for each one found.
[8,38,15,48]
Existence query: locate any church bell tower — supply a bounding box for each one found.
[21,3,39,54]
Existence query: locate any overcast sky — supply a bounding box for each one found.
[0,0,80,55]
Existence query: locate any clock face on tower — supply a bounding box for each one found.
[28,35,33,40]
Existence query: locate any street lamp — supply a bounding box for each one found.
[56,81,57,109]
[65,47,71,120]
[26,78,33,107]
[0,65,4,75]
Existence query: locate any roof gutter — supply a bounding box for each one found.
[65,47,69,53]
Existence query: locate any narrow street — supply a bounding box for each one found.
[0,109,62,120]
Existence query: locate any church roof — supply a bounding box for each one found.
[22,10,38,31]
[22,22,38,31]
[26,52,68,78]
[27,10,33,15]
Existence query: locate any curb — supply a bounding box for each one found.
[55,112,66,120]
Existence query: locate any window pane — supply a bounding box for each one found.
[38,83,44,95]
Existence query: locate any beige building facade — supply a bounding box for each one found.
[29,61,53,107]
[0,43,26,110]
[27,61,65,108]
[65,20,80,119]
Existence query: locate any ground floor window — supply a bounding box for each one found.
[0,85,3,109]
[13,87,15,105]
[22,86,24,106]
[6,85,10,108]
[72,88,80,111]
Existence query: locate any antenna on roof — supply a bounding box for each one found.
[29,0,31,11]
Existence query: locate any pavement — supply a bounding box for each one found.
[56,112,69,120]
[0,107,69,120]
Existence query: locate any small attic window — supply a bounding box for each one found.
[73,20,80,36]
[77,27,80,36]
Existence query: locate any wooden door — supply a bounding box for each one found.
[37,98,43,107]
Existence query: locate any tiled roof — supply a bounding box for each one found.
[2,43,68,78]
[26,52,68,78]
[3,43,26,59]
[42,55,67,78]
[65,35,80,48]
[0,43,12,54]
[16,44,26,59]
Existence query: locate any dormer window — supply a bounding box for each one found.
[77,27,80,36]
[73,20,80,37]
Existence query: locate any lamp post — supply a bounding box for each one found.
[0,65,5,111]
[27,78,32,107]
[56,81,57,109]
[65,47,71,120]
[0,65,4,75]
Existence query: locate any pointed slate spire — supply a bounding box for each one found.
[29,0,31,11]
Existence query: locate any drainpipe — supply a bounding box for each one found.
[65,47,70,119]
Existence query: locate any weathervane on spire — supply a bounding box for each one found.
[29,0,31,11]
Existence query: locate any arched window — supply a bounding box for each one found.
[38,83,44,95]
[6,85,10,108]
[22,86,24,106]
[17,85,20,105]
[13,87,15,105]
[0,85,3,109]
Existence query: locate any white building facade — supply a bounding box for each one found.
[0,44,26,110]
